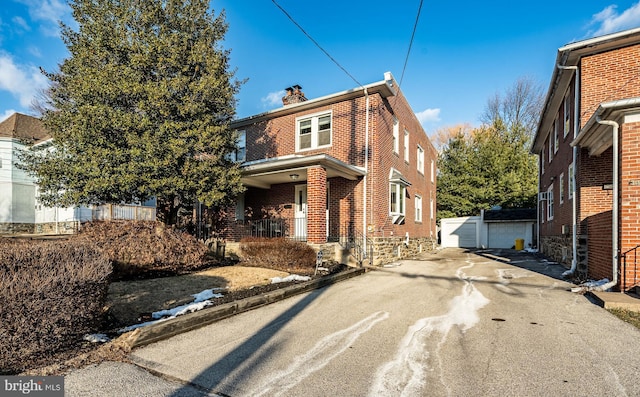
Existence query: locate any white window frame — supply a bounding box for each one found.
[547,185,554,221]
[559,172,565,205]
[415,194,423,222]
[548,137,553,162]
[554,117,559,154]
[541,150,545,174]
[296,111,332,151]
[568,163,574,200]
[564,95,571,138]
[417,145,424,174]
[430,159,435,183]
[403,130,409,163]
[430,197,434,220]
[393,117,399,154]
[390,182,406,216]
[235,130,246,162]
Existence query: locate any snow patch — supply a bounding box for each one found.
[270,275,311,284]
[83,333,110,343]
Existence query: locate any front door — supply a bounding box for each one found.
[294,184,307,239]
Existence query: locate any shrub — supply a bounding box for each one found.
[239,237,317,274]
[0,239,111,374]
[75,221,215,280]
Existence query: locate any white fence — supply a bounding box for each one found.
[92,204,156,221]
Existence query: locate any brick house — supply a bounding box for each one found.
[225,72,438,265]
[531,27,640,291]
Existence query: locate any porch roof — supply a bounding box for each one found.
[572,98,640,156]
[240,154,366,189]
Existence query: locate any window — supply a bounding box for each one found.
[403,130,409,162]
[541,150,545,174]
[227,130,246,162]
[548,137,553,162]
[415,195,423,222]
[430,159,435,183]
[564,95,571,138]
[393,117,399,154]
[547,185,554,221]
[417,145,424,174]
[568,163,574,200]
[430,197,434,220]
[390,182,406,215]
[296,112,332,151]
[554,117,559,154]
[559,173,565,204]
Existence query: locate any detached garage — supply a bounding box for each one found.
[440,208,536,249]
[440,216,480,248]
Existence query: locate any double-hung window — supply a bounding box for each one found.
[228,130,246,162]
[559,173,565,205]
[297,112,332,151]
[564,95,571,138]
[415,195,423,222]
[417,145,424,174]
[554,117,559,154]
[393,117,399,154]
[568,163,574,200]
[389,168,410,223]
[403,130,409,162]
[547,185,554,221]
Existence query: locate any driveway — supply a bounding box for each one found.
[67,248,640,396]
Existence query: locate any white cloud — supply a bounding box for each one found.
[589,2,640,36]
[11,16,31,32]
[415,108,441,125]
[261,90,286,108]
[0,54,48,109]
[15,0,71,37]
[0,109,18,122]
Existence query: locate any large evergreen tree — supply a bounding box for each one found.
[437,79,540,220]
[21,0,243,225]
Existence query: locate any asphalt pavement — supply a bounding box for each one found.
[63,248,640,396]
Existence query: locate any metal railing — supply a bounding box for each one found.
[621,244,640,292]
[92,204,156,221]
[238,217,307,241]
[338,222,374,266]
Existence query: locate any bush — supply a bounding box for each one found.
[0,239,111,374]
[239,237,317,274]
[75,221,215,280]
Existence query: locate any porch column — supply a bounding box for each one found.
[307,166,327,244]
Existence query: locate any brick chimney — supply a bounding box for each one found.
[282,84,307,105]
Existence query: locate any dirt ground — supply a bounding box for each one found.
[106,265,290,328]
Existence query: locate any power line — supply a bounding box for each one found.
[271,0,363,88]
[398,0,424,89]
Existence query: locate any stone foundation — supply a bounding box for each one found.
[0,223,34,234]
[540,234,588,276]
[371,236,437,266]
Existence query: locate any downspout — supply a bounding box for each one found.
[557,64,579,275]
[594,116,619,291]
[363,88,369,261]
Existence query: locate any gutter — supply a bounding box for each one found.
[593,115,619,292]
[556,64,579,276]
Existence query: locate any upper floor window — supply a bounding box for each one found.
[541,150,545,174]
[393,117,399,154]
[228,130,246,162]
[430,159,435,183]
[403,130,409,163]
[553,117,559,154]
[548,136,553,163]
[297,112,332,151]
[564,95,571,138]
[417,145,424,174]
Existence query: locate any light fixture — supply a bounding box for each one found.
[289,174,299,181]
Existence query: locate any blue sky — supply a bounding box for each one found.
[2,1,640,136]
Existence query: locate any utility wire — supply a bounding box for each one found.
[271,0,363,88]
[398,0,424,89]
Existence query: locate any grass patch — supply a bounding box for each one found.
[608,308,640,329]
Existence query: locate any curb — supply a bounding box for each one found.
[123,267,367,348]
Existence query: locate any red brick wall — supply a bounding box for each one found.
[581,44,640,127]
[620,119,640,289]
[307,166,327,243]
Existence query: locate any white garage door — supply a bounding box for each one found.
[441,218,478,248]
[488,223,527,249]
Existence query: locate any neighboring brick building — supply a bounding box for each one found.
[531,27,640,291]
[226,72,438,265]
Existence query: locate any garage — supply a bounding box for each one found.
[440,217,479,248]
[488,223,528,249]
